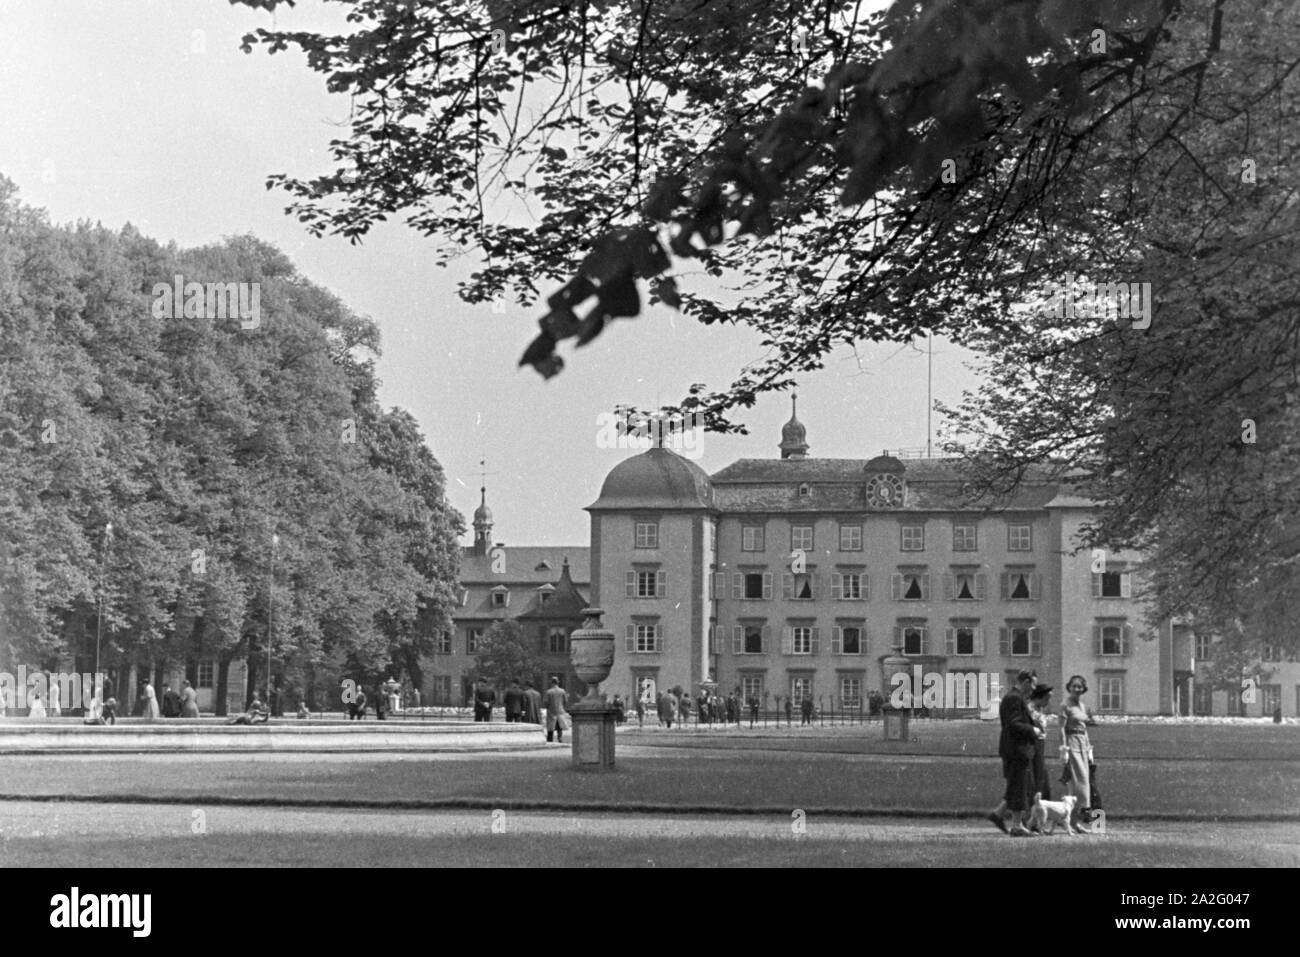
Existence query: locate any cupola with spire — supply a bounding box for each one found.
[472,486,494,554]
[779,393,810,459]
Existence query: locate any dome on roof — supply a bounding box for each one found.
[472,487,493,524]
[864,453,905,473]
[587,447,714,511]
[779,394,809,459]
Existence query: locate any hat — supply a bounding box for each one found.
[1030,684,1053,700]
[1016,669,1035,683]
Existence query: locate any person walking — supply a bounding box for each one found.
[161,684,181,718]
[800,695,814,726]
[180,679,201,718]
[612,694,626,724]
[28,690,46,720]
[544,677,569,743]
[374,685,387,720]
[142,679,161,720]
[473,679,496,722]
[678,690,692,727]
[504,680,525,723]
[523,681,543,724]
[990,670,1041,836]
[748,694,759,728]
[1027,684,1054,823]
[783,696,793,727]
[1060,675,1097,834]
[49,680,61,717]
[635,693,646,728]
[659,689,677,729]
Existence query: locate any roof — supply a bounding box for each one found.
[709,458,1061,512]
[459,546,590,585]
[587,447,715,511]
[515,560,589,619]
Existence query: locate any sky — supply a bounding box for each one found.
[0,0,980,547]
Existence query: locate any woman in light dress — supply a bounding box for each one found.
[179,679,201,718]
[28,690,47,720]
[143,680,161,720]
[1059,675,1096,834]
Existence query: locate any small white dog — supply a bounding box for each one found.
[1030,792,1078,835]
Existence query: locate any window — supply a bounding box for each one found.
[635,522,659,549]
[539,591,551,605]
[840,677,862,709]
[467,628,484,654]
[832,572,866,600]
[946,625,982,656]
[1263,643,1281,662]
[625,623,662,653]
[791,525,814,552]
[491,588,509,608]
[433,675,451,706]
[783,572,816,600]
[1094,623,1130,657]
[999,624,1040,657]
[741,675,764,702]
[892,572,930,601]
[547,628,568,654]
[436,631,452,654]
[1001,570,1039,601]
[1193,682,1213,716]
[1098,675,1124,712]
[798,483,812,498]
[744,573,765,599]
[1260,683,1281,715]
[732,625,768,654]
[742,526,765,552]
[839,524,863,551]
[901,524,925,551]
[197,662,214,689]
[730,572,773,600]
[627,570,667,598]
[1092,570,1133,599]
[945,570,985,601]
[902,625,926,656]
[952,524,978,552]
[791,626,815,655]
[1195,633,1212,661]
[636,675,657,703]
[790,676,813,705]
[833,625,863,655]
[1008,525,1032,551]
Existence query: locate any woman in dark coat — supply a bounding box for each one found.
[1028,684,1053,808]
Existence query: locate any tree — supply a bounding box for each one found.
[471,620,542,689]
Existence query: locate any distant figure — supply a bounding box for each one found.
[504,680,525,723]
[800,696,813,726]
[28,691,46,720]
[523,682,542,724]
[544,677,569,743]
[0,683,8,717]
[83,695,105,725]
[412,687,421,709]
[473,680,496,722]
[658,690,676,729]
[612,694,626,724]
[635,694,646,728]
[161,684,181,718]
[351,689,367,720]
[49,681,61,717]
[102,697,118,725]
[748,695,759,728]
[678,692,692,726]
[142,680,161,720]
[227,697,269,725]
[1274,703,1283,724]
[180,680,201,718]
[374,686,387,721]
[297,699,310,719]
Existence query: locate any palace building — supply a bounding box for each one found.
[585,401,1299,717]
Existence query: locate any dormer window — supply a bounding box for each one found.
[536,583,555,606]
[797,483,812,498]
[490,585,510,608]
[535,560,552,572]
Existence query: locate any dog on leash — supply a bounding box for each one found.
[1030,792,1078,835]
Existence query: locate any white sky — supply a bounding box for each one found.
[0,0,979,546]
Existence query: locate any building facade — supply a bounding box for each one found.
[589,404,1299,717]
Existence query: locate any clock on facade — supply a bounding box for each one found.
[865,473,905,508]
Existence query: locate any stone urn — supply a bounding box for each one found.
[569,607,615,705]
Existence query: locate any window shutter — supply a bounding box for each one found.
[918,627,927,655]
[860,625,869,654]
[920,574,930,600]
[783,574,794,599]
[713,572,727,599]
[1029,626,1041,657]
[762,573,773,599]
[761,625,771,653]
[831,626,842,655]
[809,574,818,600]
[1091,573,1102,598]
[974,573,986,600]
[891,573,903,601]
[781,627,793,655]
[732,574,743,600]
[943,573,954,601]
[999,572,1009,600]
[999,627,1010,656]
[625,624,635,653]
[1093,624,1102,656]
[862,574,869,601]
[1029,572,1041,601]
[893,625,902,650]
[656,570,667,597]
[1121,623,1132,656]
[974,627,986,656]
[831,573,842,600]
[1120,572,1133,598]
[732,625,744,655]
[945,627,955,655]
[811,627,820,656]
[654,624,663,653]
[626,571,635,597]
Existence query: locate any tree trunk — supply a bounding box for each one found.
[215,655,231,717]
[245,653,259,711]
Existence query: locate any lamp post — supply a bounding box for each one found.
[267,533,278,707]
[94,522,112,703]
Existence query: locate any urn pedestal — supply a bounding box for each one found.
[881,638,911,742]
[568,607,617,770]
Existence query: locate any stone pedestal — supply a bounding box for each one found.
[570,702,616,769]
[883,708,910,741]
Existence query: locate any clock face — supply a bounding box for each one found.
[866,474,905,508]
